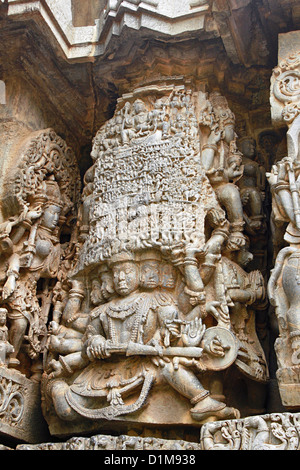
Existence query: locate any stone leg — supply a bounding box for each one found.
[48,351,89,378]
[160,361,235,421]
[8,316,28,366]
[50,379,79,421]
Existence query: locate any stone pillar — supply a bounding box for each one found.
[268,30,300,408]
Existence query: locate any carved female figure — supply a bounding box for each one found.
[238,136,266,234]
[200,92,246,251]
[1,178,64,366]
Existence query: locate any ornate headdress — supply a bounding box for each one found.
[33,177,63,209]
[209,91,235,127]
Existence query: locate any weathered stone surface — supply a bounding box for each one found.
[36,79,269,438]
[1,0,300,450]
[268,30,300,410]
[12,411,300,450]
[0,366,48,443]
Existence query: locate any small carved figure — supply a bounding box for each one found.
[238,136,266,235]
[0,308,14,366]
[200,92,246,251]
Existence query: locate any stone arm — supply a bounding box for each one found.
[2,252,20,300]
[227,271,264,306]
[83,311,111,360]
[226,286,255,305]
[258,165,266,191]
[0,205,42,257]
[59,280,85,330]
[154,305,181,348]
[201,128,222,171]
[267,160,297,225]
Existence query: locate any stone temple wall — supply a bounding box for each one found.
[1,0,300,451]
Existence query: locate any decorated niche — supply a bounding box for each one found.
[0,129,81,379]
[40,80,268,437]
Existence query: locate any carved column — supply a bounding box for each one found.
[268,31,300,408]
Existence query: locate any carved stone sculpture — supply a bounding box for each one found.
[199,91,246,252]
[268,47,300,408]
[0,128,81,441]
[12,411,300,450]
[237,136,266,237]
[201,412,300,450]
[0,308,14,366]
[38,81,268,437]
[0,129,81,373]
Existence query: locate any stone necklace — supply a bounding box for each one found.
[105,293,150,345]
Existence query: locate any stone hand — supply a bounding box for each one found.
[204,335,226,357]
[181,318,206,347]
[27,206,43,221]
[207,128,222,145]
[148,338,170,367]
[87,335,111,359]
[47,359,64,379]
[2,274,16,300]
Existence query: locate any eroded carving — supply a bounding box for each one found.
[0,129,81,376]
[14,412,300,450]
[268,49,300,407]
[40,82,268,434]
[201,413,300,450]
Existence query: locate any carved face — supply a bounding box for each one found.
[48,321,59,334]
[112,261,139,296]
[90,279,103,305]
[100,272,115,300]
[134,100,146,114]
[140,261,160,290]
[236,248,253,267]
[241,139,256,159]
[161,264,177,289]
[0,309,6,326]
[41,204,61,230]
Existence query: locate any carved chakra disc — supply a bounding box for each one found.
[200,326,238,371]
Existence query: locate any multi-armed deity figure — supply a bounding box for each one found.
[36,82,268,435]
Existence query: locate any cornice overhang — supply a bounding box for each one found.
[4,0,212,61]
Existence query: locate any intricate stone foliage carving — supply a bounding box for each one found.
[201,412,300,450]
[0,375,24,426]
[40,81,268,436]
[273,52,300,124]
[271,50,300,163]
[14,412,300,450]
[0,366,48,443]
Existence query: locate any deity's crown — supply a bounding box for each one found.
[108,251,137,265]
[34,176,63,208]
[209,91,235,127]
[138,250,162,262]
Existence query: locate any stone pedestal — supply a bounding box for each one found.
[0,367,49,443]
[14,411,300,450]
